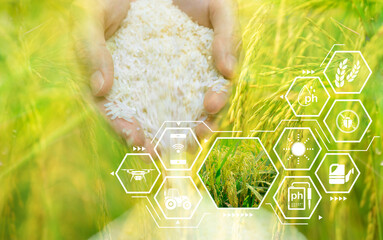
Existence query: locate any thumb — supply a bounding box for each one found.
[209,0,239,79]
[88,34,114,96]
[72,1,114,96]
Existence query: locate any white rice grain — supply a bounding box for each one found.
[105,0,229,140]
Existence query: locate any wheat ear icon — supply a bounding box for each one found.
[346,60,360,82]
[335,58,348,88]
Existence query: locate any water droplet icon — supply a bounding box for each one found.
[298,85,312,106]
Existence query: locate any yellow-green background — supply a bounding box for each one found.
[0,0,382,239]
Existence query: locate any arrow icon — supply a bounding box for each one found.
[302,70,315,75]
[176,220,180,224]
[176,121,181,126]
[280,95,284,99]
[330,196,347,201]
[319,215,322,220]
[133,146,146,151]
[111,172,115,176]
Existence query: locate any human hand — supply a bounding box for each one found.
[74,0,239,152]
[73,0,153,152]
[173,0,240,138]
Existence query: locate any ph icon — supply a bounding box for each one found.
[298,85,318,106]
[287,182,312,211]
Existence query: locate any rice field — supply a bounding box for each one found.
[199,138,277,208]
[0,0,382,239]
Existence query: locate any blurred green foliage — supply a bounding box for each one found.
[0,0,382,239]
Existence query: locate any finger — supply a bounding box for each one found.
[85,27,114,97]
[203,85,231,114]
[143,139,157,158]
[209,0,240,79]
[113,117,146,146]
[96,99,146,146]
[72,2,114,97]
[195,117,218,141]
[104,0,131,39]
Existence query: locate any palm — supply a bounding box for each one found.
[104,0,211,38]
[173,0,211,28]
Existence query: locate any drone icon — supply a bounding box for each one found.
[121,169,155,182]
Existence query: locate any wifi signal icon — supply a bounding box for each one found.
[172,144,184,153]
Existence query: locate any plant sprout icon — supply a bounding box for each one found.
[335,58,361,88]
[283,133,315,165]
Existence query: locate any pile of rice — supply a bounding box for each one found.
[105,0,229,140]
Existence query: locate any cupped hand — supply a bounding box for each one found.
[174,0,240,138]
[74,0,239,151]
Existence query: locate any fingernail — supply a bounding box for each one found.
[90,70,104,95]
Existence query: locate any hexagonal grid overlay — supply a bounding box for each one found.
[323,99,372,143]
[198,137,279,209]
[154,176,202,220]
[154,127,202,171]
[315,153,360,194]
[324,51,372,94]
[115,153,161,194]
[273,176,322,220]
[285,76,330,117]
[273,127,322,170]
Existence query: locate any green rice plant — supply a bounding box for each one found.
[228,0,383,239]
[199,139,277,208]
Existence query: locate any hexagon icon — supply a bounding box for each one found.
[324,51,372,94]
[273,127,321,170]
[114,153,161,194]
[273,176,322,219]
[154,127,202,171]
[285,76,330,117]
[323,99,372,143]
[315,153,360,194]
[154,176,202,219]
[198,137,279,209]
